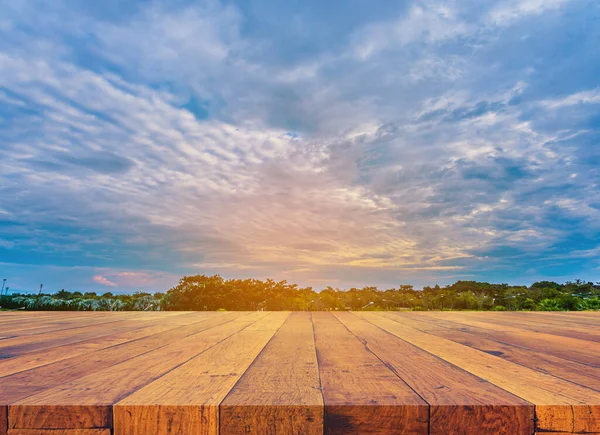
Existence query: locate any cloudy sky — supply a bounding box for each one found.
[1,0,599,293]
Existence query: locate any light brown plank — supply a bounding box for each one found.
[427,311,600,343]
[0,318,160,357]
[0,312,227,378]
[401,312,600,367]
[466,311,600,328]
[0,312,243,402]
[220,312,324,435]
[363,312,600,433]
[8,312,268,431]
[0,314,240,435]
[312,312,428,435]
[390,313,600,391]
[335,312,534,435]
[0,313,139,336]
[114,312,290,435]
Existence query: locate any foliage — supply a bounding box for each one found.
[0,276,598,311]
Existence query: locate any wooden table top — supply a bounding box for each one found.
[0,311,598,435]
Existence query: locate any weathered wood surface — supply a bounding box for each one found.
[0,311,598,435]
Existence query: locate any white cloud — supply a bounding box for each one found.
[539,88,600,109]
[352,3,469,59]
[488,0,574,25]
[1,0,599,289]
[94,1,243,86]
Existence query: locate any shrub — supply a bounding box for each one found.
[537,298,562,311]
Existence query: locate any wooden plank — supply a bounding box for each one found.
[9,430,111,435]
[426,311,600,343]
[220,312,324,435]
[0,319,162,357]
[0,312,188,338]
[391,313,600,391]
[0,312,244,398]
[0,312,226,377]
[334,312,534,435]
[461,311,600,327]
[0,312,107,327]
[113,312,290,435]
[362,312,600,433]
[486,311,600,326]
[0,313,240,435]
[0,312,170,335]
[312,312,428,435]
[0,313,139,336]
[552,311,600,317]
[399,312,600,367]
[8,312,268,431]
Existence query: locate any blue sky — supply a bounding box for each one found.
[1,0,599,293]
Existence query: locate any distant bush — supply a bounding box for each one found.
[2,276,599,311]
[537,299,563,311]
[577,297,600,311]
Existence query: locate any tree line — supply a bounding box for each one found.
[1,274,599,311]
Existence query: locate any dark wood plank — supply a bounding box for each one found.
[113,312,289,435]
[534,433,600,435]
[1,404,5,435]
[335,312,534,435]
[8,430,111,435]
[312,312,428,435]
[220,312,323,435]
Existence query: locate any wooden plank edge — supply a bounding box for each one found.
[8,430,111,435]
[8,405,111,430]
[1,405,6,435]
[536,404,600,433]
[220,404,324,435]
[325,404,429,435]
[113,404,216,435]
[430,404,534,435]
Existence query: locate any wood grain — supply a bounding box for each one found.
[0,311,598,435]
[220,312,324,435]
[335,312,534,435]
[114,312,289,435]
[8,312,267,430]
[364,312,600,433]
[437,311,600,342]
[399,312,600,366]
[8,430,111,435]
[312,312,428,435]
[386,312,600,391]
[0,312,227,377]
